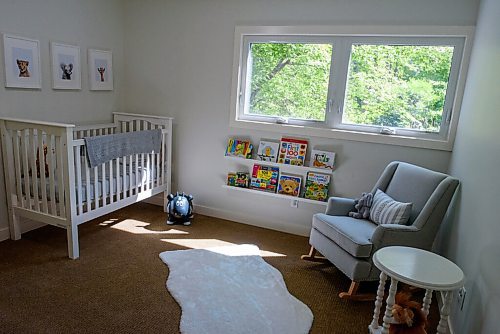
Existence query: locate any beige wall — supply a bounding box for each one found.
[0,0,125,238]
[438,0,500,331]
[122,0,478,235]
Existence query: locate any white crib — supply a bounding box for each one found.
[0,112,172,259]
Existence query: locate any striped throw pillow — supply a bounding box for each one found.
[370,189,412,225]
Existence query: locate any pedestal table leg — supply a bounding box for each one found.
[381,277,398,334]
[369,271,387,332]
[437,290,452,334]
[422,289,433,319]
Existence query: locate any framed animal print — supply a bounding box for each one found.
[51,42,81,90]
[2,34,41,89]
[88,49,113,91]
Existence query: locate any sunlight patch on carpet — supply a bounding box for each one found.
[106,219,189,235]
[159,244,313,334]
[160,238,286,257]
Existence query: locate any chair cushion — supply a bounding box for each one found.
[370,189,413,225]
[312,213,376,258]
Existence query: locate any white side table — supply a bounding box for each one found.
[368,246,464,334]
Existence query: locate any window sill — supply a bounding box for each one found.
[229,119,454,151]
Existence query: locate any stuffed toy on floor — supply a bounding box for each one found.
[389,291,427,334]
[166,192,194,226]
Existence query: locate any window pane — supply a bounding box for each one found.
[247,43,332,122]
[344,44,454,132]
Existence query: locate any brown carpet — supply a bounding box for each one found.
[0,203,440,333]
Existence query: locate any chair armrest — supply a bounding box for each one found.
[325,197,356,216]
[371,224,423,252]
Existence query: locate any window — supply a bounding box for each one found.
[244,42,332,122]
[230,26,473,150]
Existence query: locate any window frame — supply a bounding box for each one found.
[229,25,474,151]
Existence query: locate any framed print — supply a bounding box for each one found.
[2,34,41,89]
[88,49,113,90]
[51,42,81,90]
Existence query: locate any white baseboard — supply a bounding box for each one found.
[0,227,10,242]
[195,204,310,237]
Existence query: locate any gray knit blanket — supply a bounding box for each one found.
[84,129,162,168]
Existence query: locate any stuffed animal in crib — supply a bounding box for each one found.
[349,192,373,219]
[389,291,427,334]
[166,192,194,226]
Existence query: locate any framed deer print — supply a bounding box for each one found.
[88,49,113,91]
[51,42,81,90]
[2,34,41,89]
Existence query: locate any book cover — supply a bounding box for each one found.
[277,173,301,197]
[277,137,308,166]
[250,164,279,193]
[257,140,279,162]
[234,172,250,188]
[304,172,331,202]
[225,138,252,158]
[227,172,237,186]
[310,149,336,169]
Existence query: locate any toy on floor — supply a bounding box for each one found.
[348,192,373,219]
[389,290,427,334]
[166,192,194,226]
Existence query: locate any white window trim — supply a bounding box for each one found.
[229,25,474,151]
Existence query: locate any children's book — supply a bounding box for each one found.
[303,172,331,202]
[257,141,279,162]
[277,173,301,197]
[277,137,308,166]
[225,138,252,159]
[234,172,250,188]
[227,172,237,186]
[310,149,336,170]
[250,164,279,193]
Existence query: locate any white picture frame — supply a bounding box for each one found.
[88,49,113,91]
[2,34,41,89]
[51,42,81,90]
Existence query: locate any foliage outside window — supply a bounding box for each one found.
[248,43,332,122]
[232,27,471,150]
[344,44,454,133]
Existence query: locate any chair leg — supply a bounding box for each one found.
[339,281,376,301]
[301,246,329,263]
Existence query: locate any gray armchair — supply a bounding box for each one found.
[301,161,459,300]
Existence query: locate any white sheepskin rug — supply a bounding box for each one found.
[159,244,313,334]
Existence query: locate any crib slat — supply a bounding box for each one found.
[139,153,144,191]
[122,156,126,199]
[12,132,24,208]
[20,130,32,209]
[94,165,99,209]
[75,146,83,215]
[109,159,114,204]
[129,155,133,196]
[38,132,48,214]
[101,159,106,205]
[115,158,120,201]
[29,130,40,212]
[146,152,151,191]
[85,147,91,210]
[48,135,57,215]
[56,136,66,217]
